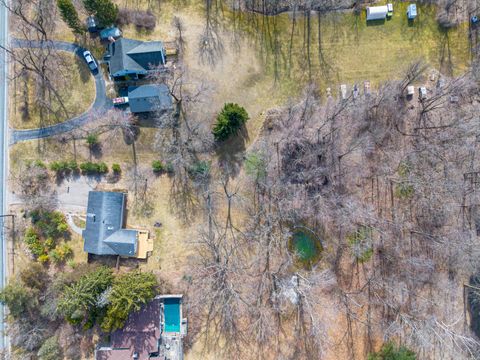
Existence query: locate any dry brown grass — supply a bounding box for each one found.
[10,51,95,130]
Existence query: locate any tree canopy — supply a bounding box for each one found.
[58,266,113,326]
[212,103,249,141]
[57,0,85,35]
[101,271,158,332]
[82,0,118,27]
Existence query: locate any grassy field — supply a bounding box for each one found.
[232,1,470,93]
[10,51,95,130]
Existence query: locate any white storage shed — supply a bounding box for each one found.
[366,6,389,21]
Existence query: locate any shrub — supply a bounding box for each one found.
[165,162,174,174]
[80,162,109,175]
[0,282,36,319]
[37,336,62,360]
[117,8,156,30]
[20,263,48,291]
[34,160,46,169]
[189,160,210,179]
[367,342,416,360]
[212,103,249,141]
[38,254,50,264]
[86,133,99,147]
[152,160,165,173]
[24,228,44,257]
[49,244,74,264]
[244,152,267,180]
[347,226,374,263]
[49,160,78,176]
[112,163,121,173]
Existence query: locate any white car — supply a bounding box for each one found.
[83,50,98,72]
[419,86,427,100]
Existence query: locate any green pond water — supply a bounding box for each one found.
[289,229,323,269]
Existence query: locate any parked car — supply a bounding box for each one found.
[113,97,129,106]
[83,51,98,72]
[419,86,427,100]
[406,85,415,98]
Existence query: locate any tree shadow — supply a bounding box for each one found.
[215,125,249,179]
[90,143,103,159]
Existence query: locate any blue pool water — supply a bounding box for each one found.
[164,298,181,333]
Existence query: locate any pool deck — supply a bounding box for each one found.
[158,294,187,360]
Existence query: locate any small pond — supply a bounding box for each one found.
[288,227,323,269]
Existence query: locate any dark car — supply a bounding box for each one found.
[83,50,98,72]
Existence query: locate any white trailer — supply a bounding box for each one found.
[366,5,388,21]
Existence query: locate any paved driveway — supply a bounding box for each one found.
[9,39,112,144]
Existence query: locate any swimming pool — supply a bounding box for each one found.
[163,298,181,333]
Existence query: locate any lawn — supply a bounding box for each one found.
[232,1,470,94]
[10,51,95,130]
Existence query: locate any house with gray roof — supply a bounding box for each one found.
[105,38,166,81]
[83,191,145,257]
[128,84,173,114]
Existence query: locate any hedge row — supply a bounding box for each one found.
[49,161,119,175]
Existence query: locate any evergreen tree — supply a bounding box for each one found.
[212,103,249,141]
[101,271,157,332]
[82,0,118,27]
[58,266,113,325]
[57,0,85,35]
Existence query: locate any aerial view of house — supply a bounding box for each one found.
[2,0,480,359]
[83,191,152,259]
[105,38,167,81]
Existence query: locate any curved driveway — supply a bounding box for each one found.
[10,39,111,144]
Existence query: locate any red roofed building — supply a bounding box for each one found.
[96,295,187,360]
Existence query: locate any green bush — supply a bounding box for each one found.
[49,160,78,175]
[34,160,47,169]
[165,162,174,174]
[49,244,74,264]
[112,163,121,173]
[212,103,249,141]
[152,160,165,173]
[37,336,62,360]
[57,0,85,35]
[0,282,36,319]
[189,160,210,178]
[244,152,267,181]
[80,162,109,175]
[86,133,99,147]
[395,161,414,199]
[368,342,416,360]
[38,254,50,264]
[347,225,374,263]
[24,227,44,256]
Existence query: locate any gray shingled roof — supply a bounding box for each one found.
[128,84,173,113]
[108,38,165,77]
[82,191,138,256]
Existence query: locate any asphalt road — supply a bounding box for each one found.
[0,0,8,351]
[10,39,111,144]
